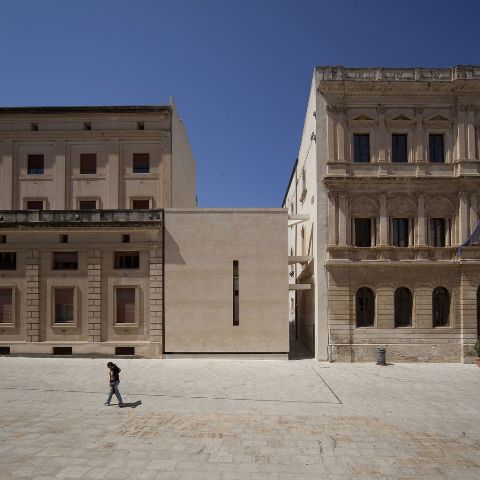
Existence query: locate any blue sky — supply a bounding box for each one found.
[1,0,479,207]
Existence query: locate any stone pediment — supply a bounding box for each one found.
[351,113,375,122]
[427,115,450,122]
[390,114,412,122]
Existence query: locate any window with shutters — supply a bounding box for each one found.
[53,252,78,270]
[429,134,445,163]
[354,218,372,247]
[356,287,375,327]
[114,252,139,269]
[432,287,450,327]
[392,134,408,163]
[53,288,75,324]
[392,218,409,247]
[27,154,44,174]
[132,153,150,173]
[80,153,97,174]
[353,134,370,163]
[0,288,14,324]
[115,287,137,324]
[395,287,412,327]
[429,218,446,247]
[0,252,16,270]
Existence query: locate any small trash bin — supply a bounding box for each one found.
[376,347,386,365]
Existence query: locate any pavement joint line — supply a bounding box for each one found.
[0,386,342,405]
[310,366,343,405]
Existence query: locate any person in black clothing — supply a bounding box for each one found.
[104,362,124,407]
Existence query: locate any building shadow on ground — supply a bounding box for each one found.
[119,400,142,408]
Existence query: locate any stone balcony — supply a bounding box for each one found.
[0,209,164,227]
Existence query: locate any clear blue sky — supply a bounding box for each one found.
[1,0,479,207]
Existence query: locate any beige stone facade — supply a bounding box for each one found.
[0,105,289,357]
[284,66,480,362]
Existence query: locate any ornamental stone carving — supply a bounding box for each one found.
[387,196,417,217]
[424,196,455,217]
[348,195,379,216]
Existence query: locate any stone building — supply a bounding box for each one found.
[284,66,480,362]
[0,104,288,357]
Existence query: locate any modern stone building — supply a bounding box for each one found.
[0,104,288,357]
[284,66,480,363]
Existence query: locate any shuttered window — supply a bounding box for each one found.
[0,288,13,324]
[53,252,78,270]
[132,199,150,209]
[353,134,370,163]
[80,154,97,174]
[429,134,445,163]
[114,252,139,269]
[27,200,44,210]
[116,288,136,323]
[132,153,150,173]
[54,288,74,323]
[79,200,97,210]
[0,252,16,270]
[392,134,408,163]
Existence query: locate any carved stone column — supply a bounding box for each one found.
[417,194,426,245]
[327,192,337,245]
[459,192,469,243]
[0,140,13,209]
[25,249,40,343]
[467,105,477,160]
[470,194,478,233]
[377,105,387,162]
[457,104,467,161]
[379,193,388,246]
[338,193,348,246]
[415,107,424,162]
[326,105,336,162]
[336,105,346,162]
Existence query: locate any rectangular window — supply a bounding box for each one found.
[429,218,446,247]
[26,200,44,210]
[60,235,68,243]
[392,218,409,247]
[80,153,97,174]
[0,235,6,244]
[122,234,130,243]
[233,260,239,326]
[27,154,44,174]
[53,252,78,270]
[54,288,74,324]
[79,200,97,210]
[114,252,139,269]
[116,288,136,324]
[392,134,408,163]
[0,288,13,324]
[131,199,150,209]
[353,134,370,163]
[429,134,445,163]
[354,218,372,247]
[133,153,150,173]
[0,252,16,270]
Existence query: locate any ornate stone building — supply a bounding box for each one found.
[284,66,480,362]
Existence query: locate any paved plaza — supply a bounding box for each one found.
[0,357,479,480]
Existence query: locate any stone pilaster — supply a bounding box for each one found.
[456,104,467,161]
[417,194,426,246]
[469,194,478,233]
[0,140,13,210]
[459,192,469,244]
[338,193,348,246]
[87,250,102,343]
[467,105,477,160]
[415,107,424,162]
[379,193,388,246]
[336,105,346,162]
[326,105,336,161]
[149,247,164,348]
[327,192,337,246]
[377,105,387,162]
[25,249,40,342]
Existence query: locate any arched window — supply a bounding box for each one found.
[356,287,375,327]
[395,287,412,327]
[432,287,450,327]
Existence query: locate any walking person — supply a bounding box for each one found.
[105,362,124,407]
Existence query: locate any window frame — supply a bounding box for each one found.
[51,286,77,328]
[428,133,445,163]
[428,218,448,247]
[79,153,97,175]
[130,198,151,209]
[113,285,140,327]
[27,154,45,175]
[432,287,450,327]
[132,153,150,174]
[0,286,16,327]
[25,199,46,210]
[355,286,375,328]
[394,287,413,328]
[353,217,375,247]
[78,199,98,210]
[114,251,140,270]
[391,133,408,163]
[353,134,371,163]
[52,252,79,271]
[391,218,410,247]
[0,252,16,270]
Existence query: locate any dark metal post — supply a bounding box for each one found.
[376,347,386,365]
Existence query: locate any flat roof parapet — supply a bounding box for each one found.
[0,209,163,227]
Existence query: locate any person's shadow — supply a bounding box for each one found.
[119,400,142,408]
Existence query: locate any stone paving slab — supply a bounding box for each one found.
[0,357,479,479]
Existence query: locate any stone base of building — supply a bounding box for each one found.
[0,341,163,358]
[330,343,476,363]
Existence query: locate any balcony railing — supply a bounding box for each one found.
[0,209,163,226]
